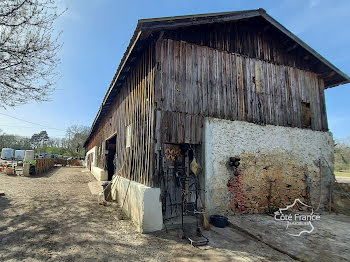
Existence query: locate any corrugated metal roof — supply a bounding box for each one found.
[84,9,350,147]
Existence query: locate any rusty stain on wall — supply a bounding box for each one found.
[204,118,334,216]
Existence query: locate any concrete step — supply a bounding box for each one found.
[88,181,104,195]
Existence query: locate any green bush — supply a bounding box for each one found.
[29,164,35,175]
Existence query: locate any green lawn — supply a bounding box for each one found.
[335,171,350,177]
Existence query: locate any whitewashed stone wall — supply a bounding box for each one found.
[85,146,107,181]
[203,118,334,215]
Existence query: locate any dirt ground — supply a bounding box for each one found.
[0,167,294,262]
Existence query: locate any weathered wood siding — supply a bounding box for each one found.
[155,39,328,136]
[87,45,155,186]
[155,110,203,145]
[162,18,328,77]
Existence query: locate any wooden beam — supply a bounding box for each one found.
[287,44,298,52]
[320,71,335,79]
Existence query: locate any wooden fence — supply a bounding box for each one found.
[35,159,55,175]
[34,158,83,175]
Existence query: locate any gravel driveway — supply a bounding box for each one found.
[0,167,294,261]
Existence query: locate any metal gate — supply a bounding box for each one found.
[161,143,188,220]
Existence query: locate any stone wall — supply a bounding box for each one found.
[203,118,334,215]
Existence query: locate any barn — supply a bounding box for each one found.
[84,9,350,232]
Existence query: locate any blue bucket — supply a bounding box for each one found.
[210,215,229,228]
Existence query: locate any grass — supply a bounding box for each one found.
[335,170,350,177]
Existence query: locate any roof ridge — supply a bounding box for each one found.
[137,9,263,23]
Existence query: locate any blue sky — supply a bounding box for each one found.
[0,0,349,140]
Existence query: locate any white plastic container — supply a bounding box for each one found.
[24,150,35,162]
[1,148,14,160]
[15,150,25,160]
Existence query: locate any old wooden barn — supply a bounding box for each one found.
[84,9,350,232]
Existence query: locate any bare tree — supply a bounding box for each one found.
[0,129,31,150]
[0,0,64,107]
[47,137,61,147]
[0,128,5,149]
[66,125,89,157]
[334,139,350,171]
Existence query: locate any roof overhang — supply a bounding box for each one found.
[84,9,350,147]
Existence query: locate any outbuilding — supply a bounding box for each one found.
[84,9,350,232]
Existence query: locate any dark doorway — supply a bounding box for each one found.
[160,144,202,220]
[106,135,116,181]
[301,102,311,128]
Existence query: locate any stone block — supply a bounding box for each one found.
[23,163,30,177]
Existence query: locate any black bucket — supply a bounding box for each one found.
[210,215,229,228]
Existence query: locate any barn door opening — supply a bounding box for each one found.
[106,135,116,181]
[161,143,202,220]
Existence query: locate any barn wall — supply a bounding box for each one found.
[86,44,155,186]
[85,146,107,181]
[162,18,329,77]
[155,39,328,132]
[203,118,334,215]
[154,110,203,145]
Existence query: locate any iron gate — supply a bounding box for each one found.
[161,143,187,220]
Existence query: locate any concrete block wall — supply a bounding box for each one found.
[85,148,163,233]
[110,175,163,233]
[203,118,334,215]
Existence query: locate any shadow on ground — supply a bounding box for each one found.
[29,166,61,179]
[0,167,293,262]
[0,196,10,212]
